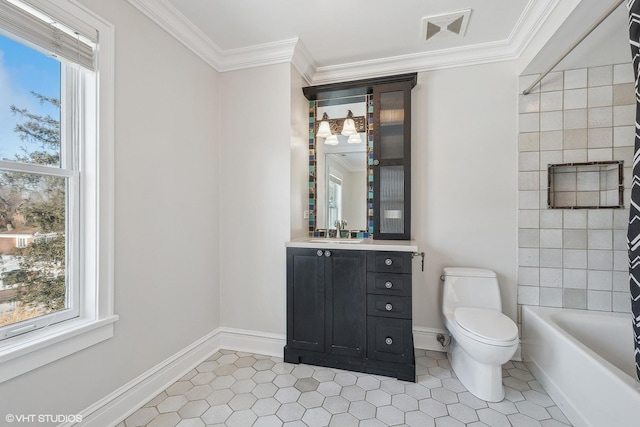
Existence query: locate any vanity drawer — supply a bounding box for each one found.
[367,317,413,364]
[367,272,411,296]
[367,295,411,319]
[367,252,412,274]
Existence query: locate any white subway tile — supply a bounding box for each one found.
[613,250,628,271]
[587,210,613,228]
[587,86,613,107]
[518,171,540,190]
[519,92,540,113]
[564,88,587,109]
[587,250,612,270]
[564,289,587,309]
[519,152,539,171]
[519,248,540,267]
[519,267,540,286]
[588,65,613,87]
[613,126,634,147]
[587,148,612,162]
[564,210,587,228]
[613,291,631,313]
[540,91,563,111]
[564,68,587,89]
[540,268,563,287]
[587,106,612,128]
[540,229,563,248]
[519,209,540,229]
[563,249,587,269]
[540,209,562,228]
[563,229,587,248]
[563,149,587,163]
[587,270,612,290]
[540,287,563,307]
[563,270,587,289]
[613,63,634,84]
[613,105,635,126]
[540,111,563,131]
[519,228,540,248]
[519,191,540,210]
[613,271,629,292]
[587,290,612,311]
[540,248,562,267]
[520,113,540,132]
[518,285,540,305]
[564,109,587,129]
[541,71,563,92]
[587,128,612,148]
[540,131,563,151]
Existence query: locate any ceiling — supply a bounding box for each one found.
[127,0,628,84]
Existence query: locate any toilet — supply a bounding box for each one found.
[441,267,518,402]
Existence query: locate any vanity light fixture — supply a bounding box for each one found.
[316,112,332,138]
[341,110,357,136]
[324,134,339,145]
[347,133,362,144]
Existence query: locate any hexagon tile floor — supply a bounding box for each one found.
[118,349,572,427]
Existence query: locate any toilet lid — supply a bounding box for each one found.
[454,307,518,343]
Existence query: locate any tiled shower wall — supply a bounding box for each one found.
[517,63,635,314]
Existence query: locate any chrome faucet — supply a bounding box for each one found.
[334,219,348,238]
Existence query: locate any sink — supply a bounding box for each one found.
[310,238,364,244]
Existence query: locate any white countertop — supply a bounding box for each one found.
[286,237,418,252]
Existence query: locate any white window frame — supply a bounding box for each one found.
[0,0,116,383]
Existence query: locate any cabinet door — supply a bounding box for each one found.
[325,249,366,358]
[373,81,412,240]
[287,248,325,352]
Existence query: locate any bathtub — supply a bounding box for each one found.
[522,305,640,427]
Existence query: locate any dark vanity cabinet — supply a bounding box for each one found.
[373,80,414,240]
[285,247,415,381]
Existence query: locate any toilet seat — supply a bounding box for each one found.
[454,307,518,346]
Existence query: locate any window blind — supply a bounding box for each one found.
[0,0,96,70]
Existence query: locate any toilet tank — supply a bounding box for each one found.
[442,267,502,314]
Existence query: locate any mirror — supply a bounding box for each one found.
[312,98,369,232]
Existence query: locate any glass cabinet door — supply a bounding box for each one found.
[373,81,412,240]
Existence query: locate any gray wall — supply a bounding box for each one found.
[0,0,221,418]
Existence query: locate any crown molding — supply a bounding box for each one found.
[127,0,559,82]
[310,0,560,84]
[126,0,224,69]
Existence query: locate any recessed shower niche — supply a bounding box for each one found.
[547,161,624,209]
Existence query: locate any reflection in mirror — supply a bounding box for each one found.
[314,99,368,231]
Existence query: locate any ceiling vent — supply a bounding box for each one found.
[421,9,471,42]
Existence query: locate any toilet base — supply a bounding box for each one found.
[448,338,505,402]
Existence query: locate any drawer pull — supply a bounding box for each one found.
[385,281,393,289]
[385,337,393,345]
[325,250,331,257]
[385,258,393,266]
[385,303,393,311]
[317,250,323,256]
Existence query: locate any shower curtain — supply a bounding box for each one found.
[628,0,640,381]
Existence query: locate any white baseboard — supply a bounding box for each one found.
[72,325,503,426]
[70,327,285,427]
[413,326,449,353]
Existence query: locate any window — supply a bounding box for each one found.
[0,0,115,383]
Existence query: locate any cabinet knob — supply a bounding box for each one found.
[324,250,331,257]
[385,258,393,266]
[317,250,323,257]
[373,159,380,166]
[385,303,393,311]
[385,337,393,345]
[385,281,393,289]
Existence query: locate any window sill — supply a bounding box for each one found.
[0,315,119,383]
